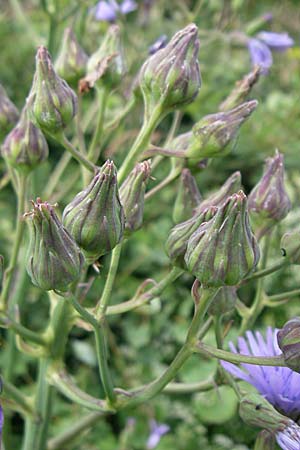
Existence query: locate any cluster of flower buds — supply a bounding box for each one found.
[219,66,260,111]
[248,151,291,240]
[0,84,19,141]
[63,160,124,264]
[139,23,201,116]
[277,317,300,373]
[172,169,202,223]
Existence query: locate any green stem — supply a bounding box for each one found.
[163,378,215,394]
[0,174,28,311]
[9,0,41,45]
[242,259,289,284]
[0,314,48,346]
[195,342,286,367]
[87,87,109,163]
[267,288,300,303]
[43,152,72,199]
[104,96,136,133]
[145,169,179,200]
[2,380,34,416]
[68,296,116,405]
[123,287,217,408]
[54,133,97,173]
[95,243,122,319]
[106,267,183,315]
[47,14,57,54]
[117,103,163,184]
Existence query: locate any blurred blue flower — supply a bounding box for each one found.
[94,0,137,22]
[0,405,3,440]
[148,35,168,55]
[146,419,170,449]
[222,328,300,450]
[247,31,294,75]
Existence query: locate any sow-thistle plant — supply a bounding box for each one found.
[1,5,300,450]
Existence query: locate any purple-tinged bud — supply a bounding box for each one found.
[194,171,242,214]
[277,317,300,373]
[30,46,77,134]
[248,151,291,240]
[173,168,202,223]
[166,206,217,269]
[24,199,83,292]
[139,24,201,115]
[219,66,260,111]
[2,103,48,174]
[63,161,124,263]
[0,84,19,140]
[254,430,275,450]
[120,160,151,234]
[185,191,260,287]
[55,28,88,86]
[83,25,126,91]
[239,393,289,432]
[208,286,238,317]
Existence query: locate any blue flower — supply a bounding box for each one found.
[247,31,294,74]
[0,405,3,440]
[146,419,170,449]
[222,328,300,449]
[94,0,137,22]
[148,35,168,55]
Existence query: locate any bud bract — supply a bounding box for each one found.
[120,160,151,234]
[166,206,217,269]
[30,46,77,134]
[173,168,202,223]
[2,103,48,174]
[249,151,291,240]
[239,393,289,432]
[185,191,260,287]
[63,160,124,263]
[0,84,19,140]
[208,286,238,316]
[25,199,83,292]
[55,27,88,86]
[85,25,126,90]
[277,317,300,373]
[219,66,260,111]
[254,430,275,450]
[139,24,201,115]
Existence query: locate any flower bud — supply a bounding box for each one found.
[277,317,300,373]
[55,27,88,86]
[25,199,83,292]
[248,151,291,240]
[83,25,126,91]
[120,160,151,234]
[195,171,242,214]
[2,103,48,174]
[139,24,201,115]
[173,169,202,223]
[219,66,260,111]
[185,191,260,287]
[30,46,77,134]
[207,286,238,316]
[169,101,258,161]
[166,206,217,269]
[254,430,275,450]
[63,160,124,263]
[239,393,289,432]
[0,84,19,140]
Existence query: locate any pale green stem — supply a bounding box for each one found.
[87,87,109,163]
[0,315,48,346]
[2,380,34,416]
[53,132,97,173]
[43,152,72,199]
[104,96,136,133]
[242,258,289,284]
[163,379,215,394]
[267,288,300,303]
[145,170,179,200]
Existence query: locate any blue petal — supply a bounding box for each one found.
[94,1,117,21]
[247,38,273,75]
[120,0,137,14]
[257,31,294,51]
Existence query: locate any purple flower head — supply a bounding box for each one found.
[222,328,300,450]
[94,0,137,22]
[257,32,294,51]
[146,419,170,449]
[149,35,168,55]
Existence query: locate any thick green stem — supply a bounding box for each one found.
[2,380,34,416]
[95,243,122,319]
[87,87,109,163]
[267,288,300,303]
[54,133,97,173]
[163,378,215,394]
[0,314,48,346]
[0,174,28,311]
[242,259,289,284]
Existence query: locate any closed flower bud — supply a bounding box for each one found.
[30,46,77,134]
[0,84,19,140]
[84,25,126,91]
[2,103,48,174]
[185,191,260,287]
[254,430,275,450]
[173,168,202,223]
[195,171,242,214]
[249,151,291,240]
[139,24,201,115]
[166,206,217,269]
[219,66,260,111]
[63,160,124,263]
[55,27,88,86]
[25,199,83,292]
[239,393,289,432]
[277,317,300,373]
[208,286,238,316]
[120,160,151,234]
